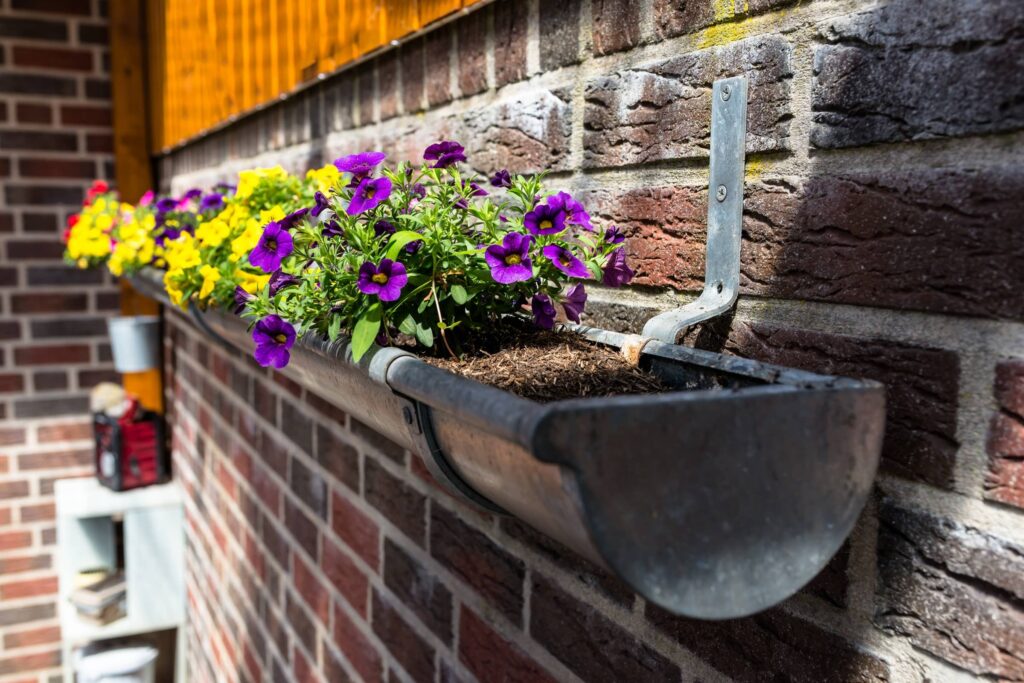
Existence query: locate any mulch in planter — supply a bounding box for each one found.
[425,328,670,402]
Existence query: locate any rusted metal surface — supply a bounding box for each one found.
[132,269,884,618]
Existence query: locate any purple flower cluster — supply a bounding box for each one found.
[485,233,534,284]
[252,315,296,368]
[357,259,408,302]
[423,141,466,168]
[250,221,293,272]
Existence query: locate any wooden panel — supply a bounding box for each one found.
[147,0,485,151]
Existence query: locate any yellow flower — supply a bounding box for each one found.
[163,233,201,271]
[195,218,230,248]
[230,219,263,263]
[164,269,187,308]
[198,264,221,300]
[235,269,270,294]
[306,164,341,194]
[236,166,288,199]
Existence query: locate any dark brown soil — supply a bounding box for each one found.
[425,329,671,402]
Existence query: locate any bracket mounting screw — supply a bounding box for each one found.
[721,84,731,101]
[716,185,728,202]
[402,406,414,425]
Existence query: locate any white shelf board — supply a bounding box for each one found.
[55,478,182,518]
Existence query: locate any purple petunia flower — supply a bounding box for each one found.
[404,238,422,254]
[490,169,512,188]
[233,286,253,314]
[485,233,534,284]
[604,225,625,244]
[279,207,309,230]
[311,191,331,220]
[249,222,294,273]
[357,259,408,302]
[334,151,386,177]
[252,315,296,369]
[347,176,393,215]
[182,188,202,201]
[411,183,427,200]
[469,182,488,197]
[550,191,593,231]
[268,270,299,297]
[562,283,587,323]
[541,244,590,278]
[531,293,556,329]
[423,140,466,168]
[602,248,635,287]
[374,219,396,237]
[523,201,566,236]
[200,193,224,212]
[156,197,177,213]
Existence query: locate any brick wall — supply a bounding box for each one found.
[0,1,116,680]
[157,0,1024,681]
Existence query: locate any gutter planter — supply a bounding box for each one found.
[131,77,886,619]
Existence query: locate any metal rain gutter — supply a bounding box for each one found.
[132,76,886,619]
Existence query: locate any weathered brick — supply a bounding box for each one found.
[27,265,103,285]
[357,63,375,127]
[985,359,1024,508]
[0,649,61,677]
[457,10,488,97]
[3,624,60,649]
[384,539,452,644]
[0,575,57,600]
[14,291,89,314]
[293,552,330,625]
[14,396,90,419]
[653,0,716,38]
[372,590,435,683]
[0,602,54,627]
[875,500,1024,679]
[399,39,425,114]
[583,36,792,167]
[532,573,680,681]
[290,456,327,520]
[592,0,643,56]
[364,459,425,546]
[648,602,889,682]
[459,607,558,683]
[430,504,524,625]
[0,554,50,575]
[30,317,108,338]
[285,499,320,561]
[538,0,580,69]
[460,88,572,175]
[280,398,314,454]
[315,425,359,492]
[713,322,960,489]
[425,27,453,107]
[812,0,1024,148]
[493,1,527,87]
[378,52,399,121]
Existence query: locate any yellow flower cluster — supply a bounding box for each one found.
[65,196,118,267]
[108,210,159,277]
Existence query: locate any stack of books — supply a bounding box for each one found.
[70,571,126,626]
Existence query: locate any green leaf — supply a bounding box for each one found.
[450,284,468,305]
[328,315,342,342]
[385,231,425,260]
[414,321,434,348]
[351,303,382,362]
[398,314,417,336]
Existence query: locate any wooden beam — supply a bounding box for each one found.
[111,0,164,414]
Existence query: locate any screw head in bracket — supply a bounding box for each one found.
[716,185,728,202]
[402,406,414,425]
[721,84,731,101]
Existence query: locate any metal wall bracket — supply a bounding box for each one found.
[642,76,748,343]
[397,395,507,514]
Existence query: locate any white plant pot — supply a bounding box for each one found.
[107,316,160,373]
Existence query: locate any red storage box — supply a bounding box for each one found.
[93,402,168,492]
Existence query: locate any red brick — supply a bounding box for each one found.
[364,459,425,546]
[330,491,380,569]
[86,132,112,153]
[285,499,319,561]
[0,649,61,678]
[15,103,52,125]
[493,1,527,87]
[876,500,1024,679]
[430,505,524,625]
[60,104,111,127]
[0,481,30,500]
[383,539,452,643]
[399,39,425,114]
[592,0,644,55]
[0,575,57,600]
[293,553,330,626]
[11,0,92,15]
[332,603,382,683]
[321,536,369,616]
[36,421,91,442]
[19,503,55,523]
[12,45,93,72]
[6,239,64,259]
[425,27,452,107]
[17,158,96,179]
[460,607,558,683]
[457,10,487,97]
[0,555,50,575]
[986,359,1024,508]
[3,625,60,650]
[0,531,32,551]
[0,373,25,393]
[532,573,680,681]
[0,427,24,446]
[371,590,434,683]
[11,291,88,314]
[17,448,91,470]
[14,344,89,365]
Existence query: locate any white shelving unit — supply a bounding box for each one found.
[55,478,186,682]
